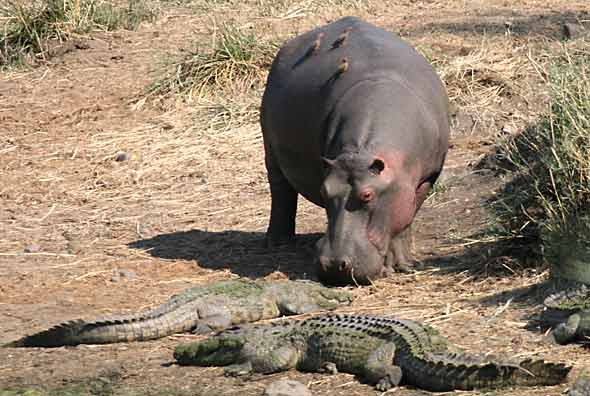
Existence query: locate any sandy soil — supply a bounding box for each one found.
[1,1,589,395]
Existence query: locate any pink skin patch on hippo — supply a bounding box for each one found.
[366,151,421,253]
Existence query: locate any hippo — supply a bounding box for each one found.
[260,17,449,285]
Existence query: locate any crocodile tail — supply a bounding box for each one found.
[4,320,87,347]
[3,280,261,348]
[4,305,201,347]
[514,359,572,386]
[408,356,571,391]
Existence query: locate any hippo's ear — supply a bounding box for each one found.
[369,159,385,175]
[322,157,337,168]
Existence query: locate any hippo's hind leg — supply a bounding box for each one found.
[264,143,298,246]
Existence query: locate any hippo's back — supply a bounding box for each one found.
[261,17,449,205]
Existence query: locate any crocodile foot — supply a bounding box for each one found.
[225,362,253,377]
[375,366,403,391]
[553,313,581,345]
[320,362,338,374]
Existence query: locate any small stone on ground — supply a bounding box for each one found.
[263,380,311,396]
[111,269,138,282]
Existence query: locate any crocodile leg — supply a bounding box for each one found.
[193,305,233,334]
[364,342,402,391]
[553,313,581,344]
[226,345,300,376]
[174,335,245,367]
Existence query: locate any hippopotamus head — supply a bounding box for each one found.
[315,148,419,285]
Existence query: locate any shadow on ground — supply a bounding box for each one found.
[128,229,324,280]
[405,10,589,39]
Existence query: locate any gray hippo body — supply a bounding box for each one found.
[261,17,449,285]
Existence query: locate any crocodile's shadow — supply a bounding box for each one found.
[128,229,324,280]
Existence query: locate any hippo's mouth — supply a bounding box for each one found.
[316,253,387,286]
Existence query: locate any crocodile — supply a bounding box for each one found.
[4,279,353,348]
[174,314,571,392]
[541,284,590,345]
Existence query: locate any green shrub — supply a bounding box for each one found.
[490,42,590,279]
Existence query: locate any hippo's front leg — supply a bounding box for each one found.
[384,226,416,274]
[264,145,298,246]
[384,176,435,275]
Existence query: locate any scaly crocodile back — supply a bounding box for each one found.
[296,314,571,391]
[544,284,590,311]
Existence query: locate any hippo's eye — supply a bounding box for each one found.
[359,189,374,203]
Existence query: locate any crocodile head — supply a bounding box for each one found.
[269,281,354,315]
[174,334,246,366]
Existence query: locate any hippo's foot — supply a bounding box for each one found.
[383,226,423,274]
[394,259,423,274]
[383,258,422,275]
[384,249,422,275]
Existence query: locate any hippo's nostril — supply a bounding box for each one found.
[334,257,352,272]
[318,256,331,271]
[318,256,353,273]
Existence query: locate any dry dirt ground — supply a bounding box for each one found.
[1,1,590,395]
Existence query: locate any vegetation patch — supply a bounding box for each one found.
[148,23,279,100]
[0,0,159,67]
[489,41,590,278]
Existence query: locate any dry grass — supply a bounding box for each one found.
[2,2,590,395]
[147,22,278,108]
[425,38,542,137]
[186,0,370,17]
[0,0,159,67]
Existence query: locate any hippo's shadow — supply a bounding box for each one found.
[405,10,587,39]
[128,229,324,280]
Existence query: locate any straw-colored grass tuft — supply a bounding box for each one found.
[0,0,159,67]
[489,40,590,279]
[147,23,279,101]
